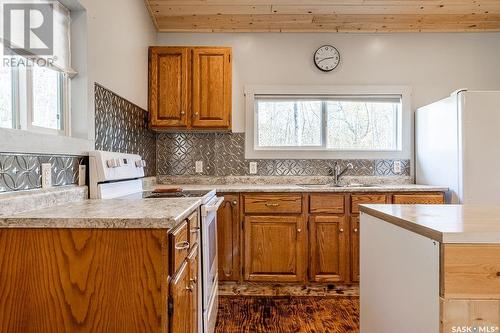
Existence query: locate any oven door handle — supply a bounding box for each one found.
[201,196,224,216]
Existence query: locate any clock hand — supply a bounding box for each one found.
[317,56,336,63]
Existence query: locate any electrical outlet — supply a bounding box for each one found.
[41,163,52,189]
[195,161,203,173]
[393,161,402,174]
[249,162,258,174]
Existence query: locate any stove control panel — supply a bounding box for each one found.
[89,151,145,182]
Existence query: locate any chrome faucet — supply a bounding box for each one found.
[331,162,353,186]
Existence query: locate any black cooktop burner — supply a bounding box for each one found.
[144,190,212,198]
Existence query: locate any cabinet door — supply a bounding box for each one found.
[191,47,232,129]
[309,216,348,282]
[149,47,190,128]
[217,194,240,281]
[351,216,360,282]
[169,261,191,333]
[244,215,306,282]
[188,245,200,333]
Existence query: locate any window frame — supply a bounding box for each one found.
[4,65,70,136]
[245,85,412,160]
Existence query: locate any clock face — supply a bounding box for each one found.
[314,45,340,72]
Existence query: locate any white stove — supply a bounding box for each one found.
[88,150,221,333]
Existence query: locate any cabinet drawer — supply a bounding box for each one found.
[351,194,388,214]
[442,244,500,298]
[187,211,200,246]
[244,194,302,214]
[393,194,444,204]
[169,220,190,273]
[309,194,345,214]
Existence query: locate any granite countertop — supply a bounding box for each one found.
[0,197,201,229]
[359,204,500,244]
[155,183,448,193]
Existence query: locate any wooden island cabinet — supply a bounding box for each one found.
[217,190,445,284]
[0,210,201,333]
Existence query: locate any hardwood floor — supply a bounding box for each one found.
[215,296,359,333]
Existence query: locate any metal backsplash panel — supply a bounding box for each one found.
[95,84,156,176]
[0,153,86,193]
[157,132,411,177]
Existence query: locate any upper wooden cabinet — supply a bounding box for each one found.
[149,46,232,131]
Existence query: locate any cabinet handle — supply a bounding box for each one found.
[194,112,199,117]
[186,283,194,292]
[265,203,279,207]
[232,200,237,205]
[339,228,344,233]
[175,241,190,250]
[190,277,197,285]
[190,227,200,234]
[354,228,358,233]
[180,111,186,115]
[297,228,302,233]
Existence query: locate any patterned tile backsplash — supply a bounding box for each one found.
[95,84,156,176]
[157,133,411,177]
[0,153,86,193]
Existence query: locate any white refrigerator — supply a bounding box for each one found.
[416,90,500,204]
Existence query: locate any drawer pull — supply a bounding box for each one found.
[190,227,200,234]
[190,277,197,284]
[186,283,194,292]
[175,241,190,250]
[265,203,280,207]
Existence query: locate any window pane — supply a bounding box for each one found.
[326,100,400,150]
[32,65,61,130]
[0,67,13,129]
[257,100,322,147]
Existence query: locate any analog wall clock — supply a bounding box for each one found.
[314,45,340,72]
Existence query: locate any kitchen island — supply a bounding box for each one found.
[359,205,500,333]
[0,196,202,333]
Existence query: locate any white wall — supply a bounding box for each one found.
[0,0,156,155]
[156,33,500,133]
[80,0,155,110]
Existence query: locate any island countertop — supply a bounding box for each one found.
[0,197,202,229]
[359,204,500,243]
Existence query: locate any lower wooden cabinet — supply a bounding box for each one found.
[350,216,360,282]
[169,261,191,333]
[188,245,200,333]
[309,215,348,282]
[217,194,240,281]
[244,215,306,282]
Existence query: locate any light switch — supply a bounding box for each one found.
[249,162,258,174]
[195,161,203,173]
[41,163,52,189]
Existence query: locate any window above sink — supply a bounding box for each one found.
[245,85,412,160]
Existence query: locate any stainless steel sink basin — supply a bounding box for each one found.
[297,183,332,188]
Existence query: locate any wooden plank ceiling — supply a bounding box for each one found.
[144,0,500,33]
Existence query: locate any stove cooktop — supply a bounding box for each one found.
[144,190,212,198]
